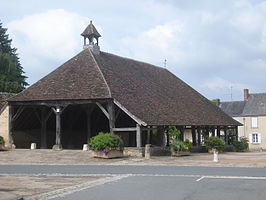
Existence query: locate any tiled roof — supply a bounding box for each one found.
[9,49,239,126]
[220,93,266,117]
[0,92,16,113]
[219,101,246,117]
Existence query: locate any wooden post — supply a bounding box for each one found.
[197,126,201,146]
[85,105,94,142]
[211,126,215,137]
[224,126,228,144]
[146,126,151,144]
[107,101,115,134]
[217,126,221,137]
[235,126,238,141]
[41,108,47,149]
[52,106,65,150]
[192,126,196,146]
[8,105,14,146]
[136,124,141,148]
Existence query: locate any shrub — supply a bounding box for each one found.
[0,136,4,145]
[170,139,192,152]
[204,136,225,152]
[232,137,249,152]
[167,126,180,140]
[89,132,124,152]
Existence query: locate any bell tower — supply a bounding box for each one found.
[81,20,101,55]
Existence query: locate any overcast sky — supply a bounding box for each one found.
[1,0,266,101]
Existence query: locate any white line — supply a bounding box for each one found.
[23,175,130,200]
[196,176,205,182]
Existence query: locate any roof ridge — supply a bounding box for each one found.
[88,49,112,98]
[100,51,166,70]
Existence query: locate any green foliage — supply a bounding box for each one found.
[210,99,220,106]
[0,22,28,93]
[167,126,180,139]
[0,136,4,145]
[232,137,249,152]
[204,136,225,152]
[170,139,192,152]
[89,132,124,152]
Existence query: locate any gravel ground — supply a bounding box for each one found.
[0,149,266,167]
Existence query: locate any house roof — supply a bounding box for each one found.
[0,92,15,114]
[81,21,101,38]
[219,101,246,117]
[9,48,239,126]
[242,94,266,116]
[220,93,266,117]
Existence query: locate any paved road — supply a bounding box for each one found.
[1,165,266,200]
[0,165,266,176]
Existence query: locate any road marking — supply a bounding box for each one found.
[196,176,205,182]
[23,175,130,200]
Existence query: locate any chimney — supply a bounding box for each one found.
[244,89,249,101]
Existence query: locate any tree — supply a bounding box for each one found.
[0,21,28,93]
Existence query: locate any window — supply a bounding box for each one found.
[251,117,258,128]
[249,133,261,144]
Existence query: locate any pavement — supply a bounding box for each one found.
[0,149,266,199]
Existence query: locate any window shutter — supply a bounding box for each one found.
[258,133,261,144]
[249,134,253,143]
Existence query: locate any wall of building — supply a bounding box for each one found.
[0,106,9,146]
[236,116,266,150]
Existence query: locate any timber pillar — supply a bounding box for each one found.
[136,124,142,148]
[52,106,65,150]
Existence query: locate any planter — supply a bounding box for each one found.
[171,151,190,157]
[91,150,124,159]
[0,144,5,150]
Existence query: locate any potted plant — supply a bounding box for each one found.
[171,139,192,156]
[205,136,226,152]
[204,136,225,162]
[232,137,249,152]
[0,136,5,150]
[168,126,192,156]
[89,132,124,159]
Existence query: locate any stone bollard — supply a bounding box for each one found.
[30,143,36,150]
[83,144,89,151]
[145,144,151,159]
[213,150,219,162]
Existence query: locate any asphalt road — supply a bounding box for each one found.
[1,165,266,176]
[1,165,266,200]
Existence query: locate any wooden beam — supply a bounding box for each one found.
[12,106,25,121]
[113,127,137,132]
[51,106,66,150]
[192,126,196,146]
[146,126,151,144]
[114,99,147,126]
[107,101,115,134]
[136,124,141,148]
[8,105,14,146]
[85,105,95,142]
[96,102,109,119]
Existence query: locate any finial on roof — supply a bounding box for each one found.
[81,20,101,54]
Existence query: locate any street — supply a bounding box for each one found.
[1,165,266,200]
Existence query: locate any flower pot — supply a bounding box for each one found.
[91,150,124,159]
[171,151,190,157]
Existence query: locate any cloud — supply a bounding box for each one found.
[7,9,87,83]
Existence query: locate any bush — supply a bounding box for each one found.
[170,139,192,152]
[232,137,249,152]
[204,136,225,152]
[0,136,4,145]
[89,132,124,152]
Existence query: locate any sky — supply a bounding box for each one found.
[1,0,266,101]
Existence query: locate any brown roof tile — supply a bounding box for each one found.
[9,49,239,126]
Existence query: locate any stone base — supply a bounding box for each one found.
[91,150,123,159]
[52,144,62,151]
[171,151,190,157]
